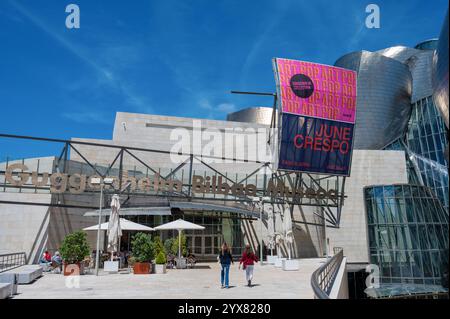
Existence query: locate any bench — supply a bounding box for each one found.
[0,265,43,284]
[0,273,18,296]
[0,283,13,299]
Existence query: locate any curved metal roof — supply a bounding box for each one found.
[335,50,412,149]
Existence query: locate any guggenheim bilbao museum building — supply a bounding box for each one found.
[0,10,448,297]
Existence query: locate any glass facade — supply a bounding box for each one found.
[406,96,449,209]
[384,96,449,210]
[365,185,449,286]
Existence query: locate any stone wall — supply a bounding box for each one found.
[326,150,408,263]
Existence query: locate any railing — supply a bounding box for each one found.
[311,249,344,299]
[0,252,26,273]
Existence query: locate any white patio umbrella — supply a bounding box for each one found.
[154,219,205,260]
[274,210,284,258]
[107,195,122,260]
[84,217,154,265]
[283,210,294,260]
[266,206,275,255]
[83,218,155,232]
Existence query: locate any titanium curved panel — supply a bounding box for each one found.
[335,51,412,150]
[377,46,420,63]
[377,46,434,102]
[226,107,274,125]
[433,10,449,129]
[414,39,438,50]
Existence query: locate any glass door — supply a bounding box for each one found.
[203,235,222,257]
[186,234,223,260]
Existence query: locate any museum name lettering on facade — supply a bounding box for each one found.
[5,163,339,200]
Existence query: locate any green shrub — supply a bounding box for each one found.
[171,233,187,257]
[164,238,176,255]
[155,250,167,264]
[60,231,90,264]
[131,232,155,263]
[153,236,164,255]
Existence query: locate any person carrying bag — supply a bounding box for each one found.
[239,243,259,286]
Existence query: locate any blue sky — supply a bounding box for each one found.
[0,0,448,159]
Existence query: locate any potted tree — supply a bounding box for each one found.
[152,236,164,274]
[171,233,187,257]
[164,238,175,255]
[153,236,164,255]
[130,232,155,274]
[171,233,188,269]
[164,238,176,269]
[154,251,167,274]
[60,231,90,276]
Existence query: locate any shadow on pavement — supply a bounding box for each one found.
[192,265,211,269]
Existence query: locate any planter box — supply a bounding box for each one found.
[154,264,167,274]
[0,273,18,295]
[133,262,151,274]
[176,258,187,269]
[274,257,286,268]
[266,255,277,264]
[0,266,43,283]
[282,259,299,271]
[104,261,119,273]
[63,263,83,276]
[0,283,12,299]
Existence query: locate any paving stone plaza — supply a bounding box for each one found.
[13,259,324,299]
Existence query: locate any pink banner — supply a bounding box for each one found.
[274,58,357,123]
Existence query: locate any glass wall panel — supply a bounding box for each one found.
[404,98,449,210]
[364,184,449,287]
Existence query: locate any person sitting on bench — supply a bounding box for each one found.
[166,253,176,269]
[51,251,63,272]
[186,250,196,268]
[39,251,51,265]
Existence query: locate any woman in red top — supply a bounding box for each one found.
[239,244,259,286]
[40,251,51,264]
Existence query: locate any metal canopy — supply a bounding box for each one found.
[170,201,261,218]
[0,133,347,228]
[83,206,171,217]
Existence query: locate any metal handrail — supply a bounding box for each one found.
[0,252,27,273]
[311,249,344,299]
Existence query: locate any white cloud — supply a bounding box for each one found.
[198,99,236,119]
[9,0,151,114]
[61,111,112,125]
[217,103,236,113]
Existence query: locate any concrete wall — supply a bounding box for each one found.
[0,157,101,262]
[0,192,51,263]
[326,150,408,263]
[70,112,271,174]
[329,257,349,299]
[0,157,55,263]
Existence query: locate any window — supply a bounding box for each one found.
[364,184,448,285]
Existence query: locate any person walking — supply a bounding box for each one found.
[239,244,259,287]
[218,242,233,289]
